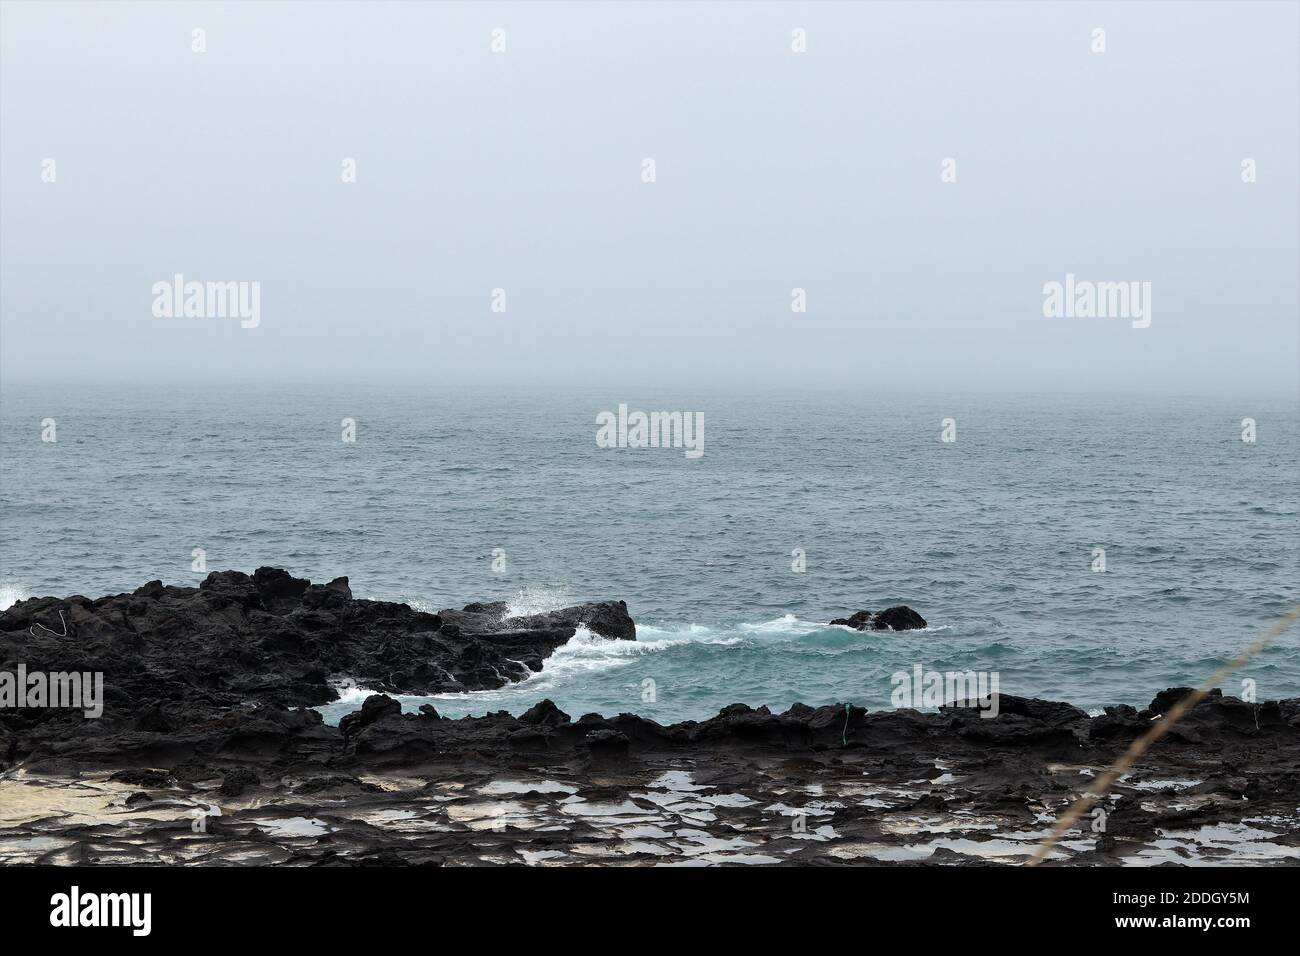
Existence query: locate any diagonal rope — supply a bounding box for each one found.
[1027,603,1300,866]
[30,609,68,638]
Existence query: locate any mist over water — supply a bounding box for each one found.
[3,382,1296,722]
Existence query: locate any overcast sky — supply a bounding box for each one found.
[1,1,1296,395]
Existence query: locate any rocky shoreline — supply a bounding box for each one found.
[2,570,1298,866]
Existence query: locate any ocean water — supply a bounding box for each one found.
[1,382,1297,723]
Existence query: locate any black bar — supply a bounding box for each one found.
[1,864,1276,940]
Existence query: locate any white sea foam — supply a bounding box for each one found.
[323,611,927,720]
[553,625,743,659]
[371,585,574,620]
[504,586,573,618]
[0,583,29,611]
[636,622,716,639]
[826,621,951,634]
[356,593,439,614]
[397,627,642,708]
[319,611,911,724]
[463,625,743,693]
[319,620,753,721]
[327,679,385,709]
[737,613,826,635]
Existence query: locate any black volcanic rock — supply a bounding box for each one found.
[339,694,403,736]
[950,695,1090,726]
[830,606,927,631]
[829,610,874,629]
[874,606,928,630]
[584,728,630,764]
[7,571,1300,869]
[0,568,635,766]
[519,699,571,727]
[438,599,635,642]
[219,767,260,798]
[1145,686,1221,716]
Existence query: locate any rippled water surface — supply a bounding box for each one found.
[2,383,1296,721]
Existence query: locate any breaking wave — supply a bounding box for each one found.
[504,586,574,618]
[0,582,30,612]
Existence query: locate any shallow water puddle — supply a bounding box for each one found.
[253,816,331,837]
[1138,823,1300,863]
[1126,778,1203,792]
[618,824,674,839]
[560,799,651,817]
[0,834,74,863]
[764,802,836,817]
[351,808,451,833]
[669,828,762,855]
[866,837,1068,863]
[480,779,577,796]
[357,774,428,792]
[788,824,837,842]
[879,814,1000,836]
[699,792,756,808]
[519,849,567,864]
[647,770,708,792]
[446,800,542,830]
[0,777,206,828]
[694,852,782,865]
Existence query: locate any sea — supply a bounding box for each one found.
[2,381,1296,724]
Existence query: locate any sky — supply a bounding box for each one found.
[1,0,1296,395]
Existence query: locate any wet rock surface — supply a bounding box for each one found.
[2,574,1297,865]
[2,689,1297,867]
[830,607,928,631]
[0,568,634,715]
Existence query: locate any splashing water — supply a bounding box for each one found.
[2,384,1296,723]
